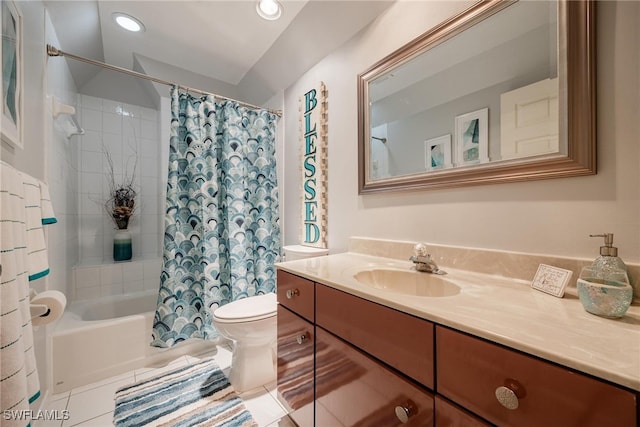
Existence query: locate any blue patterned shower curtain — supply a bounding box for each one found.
[151,87,280,348]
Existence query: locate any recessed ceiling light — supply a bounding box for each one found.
[256,0,282,21]
[113,12,145,32]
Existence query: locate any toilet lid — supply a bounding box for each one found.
[213,293,276,321]
[283,245,329,256]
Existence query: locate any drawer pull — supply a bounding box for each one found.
[394,401,416,423]
[495,386,519,410]
[296,333,309,345]
[286,289,300,299]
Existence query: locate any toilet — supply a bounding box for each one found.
[213,293,278,392]
[282,244,329,261]
[212,245,328,392]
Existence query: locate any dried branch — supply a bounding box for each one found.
[103,146,138,230]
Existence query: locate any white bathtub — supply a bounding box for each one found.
[51,290,218,393]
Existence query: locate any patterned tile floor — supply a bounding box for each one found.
[33,344,295,427]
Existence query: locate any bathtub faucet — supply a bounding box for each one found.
[410,243,446,275]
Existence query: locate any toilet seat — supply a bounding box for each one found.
[213,293,276,323]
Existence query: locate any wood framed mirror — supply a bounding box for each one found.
[358,0,595,194]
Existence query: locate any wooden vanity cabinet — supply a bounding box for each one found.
[436,326,638,427]
[316,284,434,388]
[277,270,315,322]
[315,327,435,426]
[276,270,638,427]
[276,271,315,426]
[277,305,314,426]
[434,396,491,427]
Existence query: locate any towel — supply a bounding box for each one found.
[39,180,57,225]
[0,163,52,426]
[21,174,56,281]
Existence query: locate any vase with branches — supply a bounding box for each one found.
[103,146,138,262]
[104,149,138,230]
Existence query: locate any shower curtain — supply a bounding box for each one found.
[151,87,280,348]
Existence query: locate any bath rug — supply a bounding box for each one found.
[113,358,257,427]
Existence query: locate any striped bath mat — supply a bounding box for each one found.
[113,358,257,427]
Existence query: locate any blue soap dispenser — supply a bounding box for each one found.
[589,233,627,275]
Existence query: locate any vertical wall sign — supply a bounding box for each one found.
[299,82,328,248]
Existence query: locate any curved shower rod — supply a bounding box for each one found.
[46,45,283,118]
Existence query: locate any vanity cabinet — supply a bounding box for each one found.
[277,306,314,426]
[436,326,638,427]
[434,396,491,427]
[276,271,315,426]
[315,327,435,426]
[277,270,315,322]
[276,270,638,427]
[315,285,434,389]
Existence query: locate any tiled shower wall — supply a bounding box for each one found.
[74,94,165,300]
[72,258,163,301]
[77,95,163,264]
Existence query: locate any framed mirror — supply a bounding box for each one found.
[358,0,595,193]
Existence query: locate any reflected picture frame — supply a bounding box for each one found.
[1,0,23,149]
[425,134,452,171]
[455,108,488,166]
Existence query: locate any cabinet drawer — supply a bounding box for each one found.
[436,326,637,427]
[316,284,434,388]
[277,270,314,322]
[276,306,314,426]
[316,327,434,427]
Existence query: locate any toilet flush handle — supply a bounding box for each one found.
[286,289,300,299]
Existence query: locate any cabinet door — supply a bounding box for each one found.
[277,306,314,426]
[436,326,637,427]
[434,396,491,427]
[316,284,434,388]
[277,270,315,322]
[316,327,434,427]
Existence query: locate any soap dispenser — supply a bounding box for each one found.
[589,233,627,275]
[577,233,633,318]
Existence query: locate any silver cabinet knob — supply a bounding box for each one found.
[296,333,308,345]
[394,402,415,423]
[286,289,299,299]
[495,386,519,410]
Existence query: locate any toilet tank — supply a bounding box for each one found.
[282,245,329,261]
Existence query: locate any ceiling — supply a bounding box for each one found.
[44,0,394,107]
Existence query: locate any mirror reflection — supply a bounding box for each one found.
[368,1,559,180]
[358,0,594,193]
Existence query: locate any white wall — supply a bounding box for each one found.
[0,1,81,403]
[45,5,81,406]
[80,69,157,109]
[283,1,640,264]
[45,12,80,300]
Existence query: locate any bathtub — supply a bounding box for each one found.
[51,290,218,393]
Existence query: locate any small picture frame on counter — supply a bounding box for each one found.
[531,264,573,298]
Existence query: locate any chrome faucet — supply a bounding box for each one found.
[410,243,446,275]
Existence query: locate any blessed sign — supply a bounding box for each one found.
[299,82,328,248]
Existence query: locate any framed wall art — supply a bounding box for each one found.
[425,134,452,171]
[455,108,488,166]
[1,0,23,149]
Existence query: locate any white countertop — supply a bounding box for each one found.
[276,252,640,392]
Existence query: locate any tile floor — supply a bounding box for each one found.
[33,344,296,427]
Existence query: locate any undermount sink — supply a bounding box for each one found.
[353,268,461,297]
